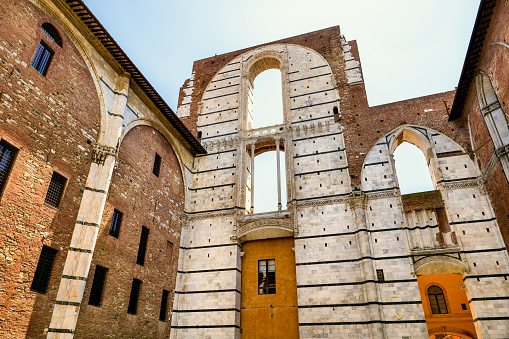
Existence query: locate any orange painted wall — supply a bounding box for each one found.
[240,237,299,339]
[417,274,477,338]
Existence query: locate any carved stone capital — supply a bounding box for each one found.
[349,192,367,210]
[91,144,117,165]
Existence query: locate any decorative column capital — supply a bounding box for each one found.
[91,144,117,165]
[349,192,367,210]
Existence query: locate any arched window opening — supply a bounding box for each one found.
[41,23,62,47]
[428,285,448,314]
[393,141,434,194]
[476,72,509,183]
[252,150,287,213]
[251,69,283,129]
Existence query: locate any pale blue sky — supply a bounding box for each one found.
[82,0,480,211]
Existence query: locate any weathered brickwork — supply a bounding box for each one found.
[0,1,100,337]
[457,0,509,252]
[74,125,184,338]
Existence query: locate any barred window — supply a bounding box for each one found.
[428,285,448,314]
[109,209,123,238]
[136,226,149,266]
[159,289,169,321]
[44,172,66,208]
[88,265,108,306]
[258,259,276,295]
[152,153,161,177]
[127,278,142,314]
[31,41,53,76]
[0,140,18,194]
[30,246,58,294]
[376,269,385,282]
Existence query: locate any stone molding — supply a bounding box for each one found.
[186,209,236,220]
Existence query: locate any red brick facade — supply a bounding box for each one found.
[455,0,509,249]
[74,125,184,338]
[0,1,100,337]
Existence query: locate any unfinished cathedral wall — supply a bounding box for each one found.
[174,24,509,339]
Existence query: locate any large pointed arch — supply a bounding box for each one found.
[28,0,108,141]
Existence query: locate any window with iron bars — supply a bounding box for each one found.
[31,41,53,76]
[0,140,18,195]
[109,209,123,238]
[44,172,67,208]
[30,246,58,294]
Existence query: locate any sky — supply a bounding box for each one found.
[82,0,480,211]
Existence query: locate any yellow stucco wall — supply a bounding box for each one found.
[240,237,299,338]
[417,273,477,338]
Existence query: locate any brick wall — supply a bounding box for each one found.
[0,0,100,337]
[74,125,184,338]
[459,0,509,250]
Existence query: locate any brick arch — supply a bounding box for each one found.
[120,118,188,194]
[389,126,433,156]
[28,0,107,139]
[247,56,282,84]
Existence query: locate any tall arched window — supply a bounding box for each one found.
[253,150,287,213]
[428,285,448,314]
[251,69,284,129]
[393,141,434,194]
[476,71,509,181]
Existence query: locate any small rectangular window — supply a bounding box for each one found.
[30,246,58,294]
[136,226,149,266]
[152,153,161,177]
[127,278,142,314]
[0,140,18,195]
[376,269,385,282]
[44,172,66,208]
[258,259,276,295]
[31,41,53,76]
[88,265,108,306]
[109,209,123,238]
[159,289,169,321]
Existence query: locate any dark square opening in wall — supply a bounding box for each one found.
[136,226,149,266]
[153,153,161,177]
[44,172,67,208]
[30,246,58,294]
[127,278,142,314]
[376,269,385,282]
[88,265,108,306]
[159,289,169,321]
